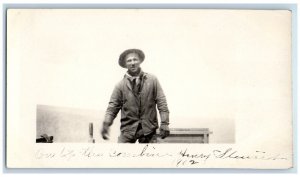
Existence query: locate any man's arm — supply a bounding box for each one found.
[102,84,122,139]
[154,77,170,138]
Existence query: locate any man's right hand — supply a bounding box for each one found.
[159,124,170,139]
[101,122,110,140]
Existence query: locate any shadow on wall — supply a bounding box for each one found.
[36,105,235,143]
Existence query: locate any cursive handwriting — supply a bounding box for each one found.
[176,148,211,166]
[175,148,288,167]
[79,147,104,158]
[59,147,76,160]
[35,148,56,159]
[213,148,251,160]
[109,144,172,158]
[179,148,211,160]
[34,146,288,167]
[213,148,287,161]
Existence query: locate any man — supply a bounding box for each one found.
[101,49,170,143]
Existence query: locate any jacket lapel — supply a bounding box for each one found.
[139,73,147,94]
[126,79,133,91]
[124,74,133,91]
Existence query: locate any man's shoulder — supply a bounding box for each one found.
[116,78,126,87]
[144,72,158,80]
[111,77,126,90]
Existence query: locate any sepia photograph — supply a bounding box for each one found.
[32,10,237,145]
[6,8,293,168]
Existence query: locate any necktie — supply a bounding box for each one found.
[133,78,142,94]
[132,78,137,92]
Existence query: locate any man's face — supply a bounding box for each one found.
[125,53,141,73]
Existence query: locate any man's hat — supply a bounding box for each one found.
[119,49,145,68]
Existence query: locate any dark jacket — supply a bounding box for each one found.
[104,72,169,139]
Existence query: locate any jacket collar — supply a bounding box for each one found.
[124,70,148,91]
[124,70,147,80]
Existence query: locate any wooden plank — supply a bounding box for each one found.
[157,128,212,135]
[157,136,204,143]
[156,128,212,143]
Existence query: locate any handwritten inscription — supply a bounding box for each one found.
[176,148,211,166]
[175,148,288,167]
[213,148,287,161]
[35,148,56,159]
[34,145,288,167]
[109,145,172,158]
[59,147,76,160]
[80,147,103,158]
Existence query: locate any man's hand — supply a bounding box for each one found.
[159,124,170,139]
[101,122,110,140]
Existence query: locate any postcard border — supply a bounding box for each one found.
[2,3,298,174]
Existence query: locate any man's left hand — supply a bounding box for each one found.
[159,124,170,139]
[101,122,110,140]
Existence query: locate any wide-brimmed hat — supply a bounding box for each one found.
[119,49,145,68]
